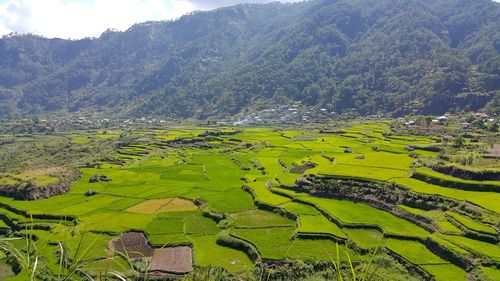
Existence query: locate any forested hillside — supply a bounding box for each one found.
[0,0,499,118]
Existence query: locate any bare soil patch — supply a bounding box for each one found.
[149,246,193,275]
[24,167,68,176]
[486,144,500,157]
[112,232,154,258]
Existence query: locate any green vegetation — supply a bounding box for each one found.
[343,229,384,249]
[230,209,295,228]
[420,264,467,281]
[188,235,254,272]
[439,234,500,261]
[299,197,430,238]
[231,227,295,260]
[385,239,448,265]
[0,0,499,118]
[412,168,500,191]
[298,215,346,239]
[0,121,498,281]
[286,239,358,261]
[446,211,497,235]
[481,267,500,281]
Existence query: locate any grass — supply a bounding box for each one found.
[446,211,497,235]
[148,233,188,246]
[420,264,467,281]
[79,210,153,233]
[439,234,500,261]
[393,177,500,213]
[184,212,220,235]
[344,228,384,249]
[1,172,60,186]
[398,205,427,216]
[103,197,145,211]
[0,123,497,280]
[435,221,463,234]
[245,181,291,206]
[230,227,295,260]
[0,176,20,186]
[414,167,500,187]
[429,234,469,255]
[145,218,184,235]
[280,201,319,215]
[384,239,448,265]
[298,215,346,239]
[230,209,295,228]
[300,197,430,238]
[126,198,197,214]
[286,238,359,261]
[0,220,9,229]
[188,235,254,272]
[399,206,463,234]
[482,267,500,281]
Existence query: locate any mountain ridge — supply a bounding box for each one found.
[0,0,499,118]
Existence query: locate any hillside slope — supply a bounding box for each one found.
[0,0,499,118]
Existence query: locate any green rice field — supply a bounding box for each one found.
[0,122,498,280]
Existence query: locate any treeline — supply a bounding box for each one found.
[0,0,498,118]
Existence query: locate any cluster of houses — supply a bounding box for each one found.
[34,116,172,129]
[234,102,337,126]
[404,115,450,126]
[122,117,168,126]
[460,112,495,129]
[404,112,498,130]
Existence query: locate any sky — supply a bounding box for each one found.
[0,0,301,39]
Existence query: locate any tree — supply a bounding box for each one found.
[452,136,465,148]
[487,120,499,132]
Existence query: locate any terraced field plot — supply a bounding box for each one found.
[126,198,198,214]
[0,123,498,281]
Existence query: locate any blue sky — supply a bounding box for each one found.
[0,0,301,39]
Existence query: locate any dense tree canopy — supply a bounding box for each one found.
[0,0,498,118]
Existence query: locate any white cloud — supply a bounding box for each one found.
[188,0,303,10]
[0,0,301,39]
[0,0,194,39]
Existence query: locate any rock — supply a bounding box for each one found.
[99,175,112,182]
[194,198,204,206]
[89,174,112,183]
[84,190,98,196]
[89,174,100,183]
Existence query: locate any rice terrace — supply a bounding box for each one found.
[0,119,498,281]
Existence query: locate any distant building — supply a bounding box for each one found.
[473,112,489,119]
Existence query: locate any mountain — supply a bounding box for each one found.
[0,0,499,118]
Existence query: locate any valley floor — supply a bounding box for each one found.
[0,122,498,281]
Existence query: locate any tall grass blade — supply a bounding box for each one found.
[343,248,356,281]
[361,246,379,281]
[30,256,38,281]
